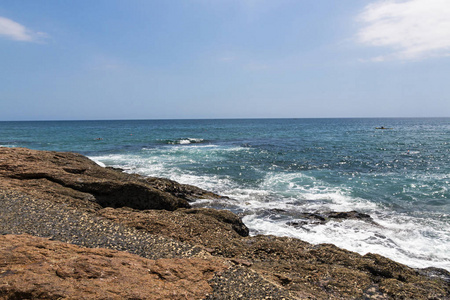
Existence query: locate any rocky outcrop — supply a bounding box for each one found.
[0,147,221,211]
[0,234,227,300]
[145,177,226,202]
[1,147,449,299]
[286,210,377,227]
[98,205,450,299]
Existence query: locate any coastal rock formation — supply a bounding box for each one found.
[0,234,227,300]
[286,210,377,227]
[145,177,226,202]
[99,205,450,299]
[1,147,449,299]
[0,189,295,300]
[0,147,221,211]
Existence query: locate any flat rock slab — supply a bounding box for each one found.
[0,234,227,300]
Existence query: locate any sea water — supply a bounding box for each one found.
[1,118,449,271]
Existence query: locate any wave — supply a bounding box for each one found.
[88,150,450,272]
[164,138,206,145]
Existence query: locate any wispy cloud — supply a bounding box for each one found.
[0,16,47,42]
[357,0,450,61]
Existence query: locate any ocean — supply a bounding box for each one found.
[1,118,449,271]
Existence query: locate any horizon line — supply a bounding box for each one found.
[1,116,449,122]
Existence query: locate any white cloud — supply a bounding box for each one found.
[357,0,450,61]
[0,16,46,42]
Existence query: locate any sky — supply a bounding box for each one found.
[1,0,450,121]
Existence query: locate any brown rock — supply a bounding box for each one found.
[0,234,227,300]
[182,207,249,237]
[0,147,222,211]
[97,207,450,299]
[145,176,226,202]
[1,147,449,299]
[97,206,247,252]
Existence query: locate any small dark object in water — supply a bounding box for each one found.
[375,126,392,130]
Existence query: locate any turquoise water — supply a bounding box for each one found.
[1,118,449,270]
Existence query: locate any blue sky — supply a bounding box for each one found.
[1,0,449,120]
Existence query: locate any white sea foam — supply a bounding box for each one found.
[92,160,106,167]
[89,149,450,271]
[229,171,450,271]
[243,212,450,270]
[258,171,378,211]
[166,138,205,145]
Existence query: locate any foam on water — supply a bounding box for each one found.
[165,138,206,145]
[243,211,450,270]
[89,145,238,194]
[238,171,450,270]
[89,144,450,271]
[81,118,450,272]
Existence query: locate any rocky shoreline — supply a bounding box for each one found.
[1,147,449,299]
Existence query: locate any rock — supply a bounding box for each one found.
[1,147,449,299]
[287,210,377,227]
[0,147,213,211]
[0,234,227,300]
[327,210,373,222]
[96,206,248,254]
[0,190,297,300]
[98,207,450,299]
[417,267,450,284]
[145,177,226,202]
[182,208,249,237]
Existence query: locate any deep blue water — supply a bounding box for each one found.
[1,118,449,270]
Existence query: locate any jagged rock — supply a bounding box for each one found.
[327,210,373,222]
[417,267,450,284]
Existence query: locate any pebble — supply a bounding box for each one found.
[0,189,203,260]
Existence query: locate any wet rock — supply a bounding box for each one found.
[417,267,450,283]
[287,210,376,227]
[327,210,373,222]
